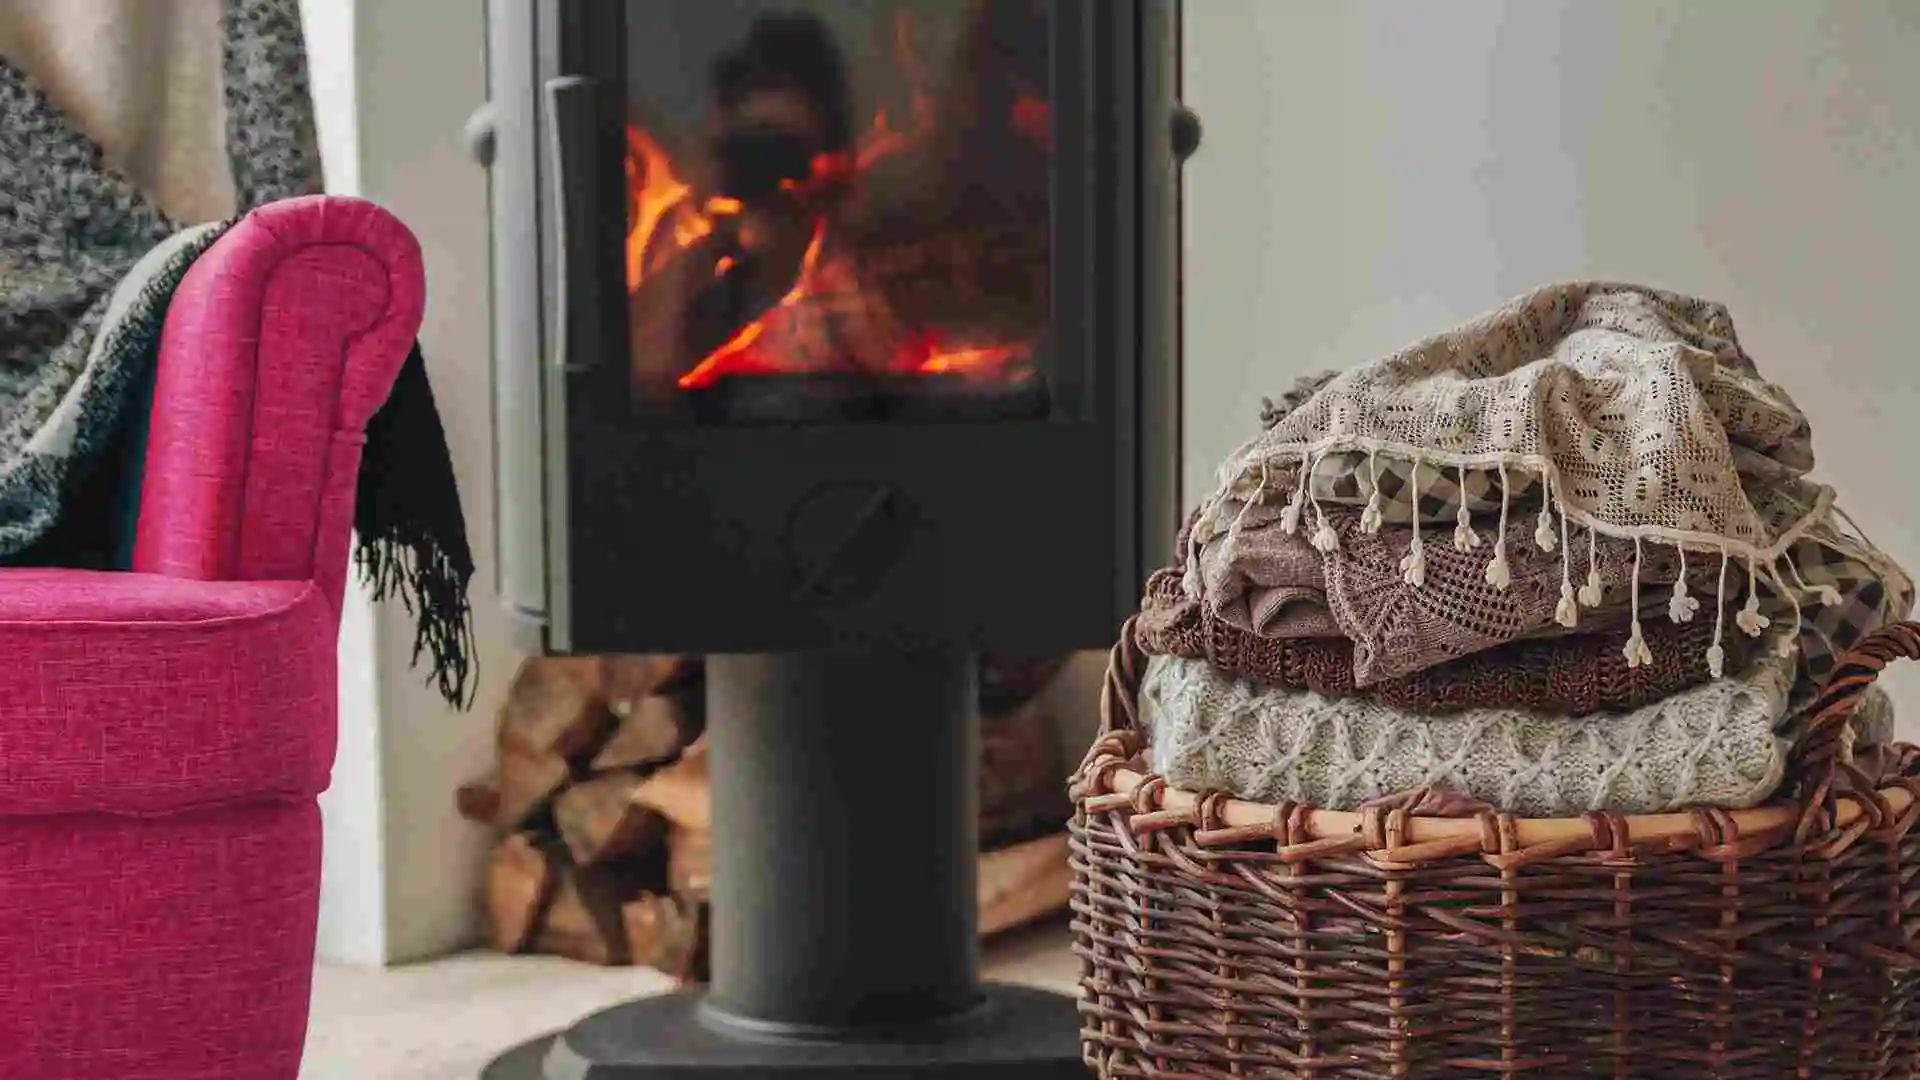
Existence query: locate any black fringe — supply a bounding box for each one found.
[353,342,476,709]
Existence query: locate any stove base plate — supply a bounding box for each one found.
[480,984,1086,1079]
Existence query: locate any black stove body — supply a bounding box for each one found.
[477,1,1186,1076]
[490,0,1179,658]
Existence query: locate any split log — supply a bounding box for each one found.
[656,826,1068,945]
[979,655,1067,717]
[483,833,557,954]
[629,740,711,832]
[600,655,693,716]
[548,655,611,695]
[590,694,695,774]
[979,694,1068,847]
[637,721,1063,909]
[554,770,668,866]
[977,832,1072,938]
[495,738,572,830]
[456,777,502,825]
[666,825,711,900]
[533,859,649,966]
[622,893,709,982]
[500,657,613,760]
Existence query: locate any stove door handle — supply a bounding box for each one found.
[535,74,600,653]
[543,74,603,377]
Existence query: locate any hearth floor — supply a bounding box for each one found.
[300,918,1079,1080]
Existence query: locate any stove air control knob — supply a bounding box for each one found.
[782,481,918,603]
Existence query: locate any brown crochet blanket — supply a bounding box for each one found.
[1139,567,1738,717]
[1190,499,1729,687]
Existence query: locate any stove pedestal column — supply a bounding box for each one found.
[480,651,1087,1079]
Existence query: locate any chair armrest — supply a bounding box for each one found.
[0,569,334,816]
[131,196,425,612]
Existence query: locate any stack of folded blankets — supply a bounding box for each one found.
[1140,283,1914,816]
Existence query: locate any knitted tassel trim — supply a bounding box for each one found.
[1452,463,1481,552]
[1483,462,1512,591]
[1222,445,1848,681]
[1359,448,1385,533]
[1399,459,1427,587]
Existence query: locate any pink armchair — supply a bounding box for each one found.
[0,196,424,1079]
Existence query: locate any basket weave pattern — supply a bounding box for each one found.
[1070,620,1920,1079]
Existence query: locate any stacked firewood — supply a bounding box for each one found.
[458,655,1073,981]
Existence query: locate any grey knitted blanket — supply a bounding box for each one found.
[0,0,476,707]
[0,0,317,562]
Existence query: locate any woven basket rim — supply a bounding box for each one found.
[1084,761,1912,853]
[1077,618,1920,863]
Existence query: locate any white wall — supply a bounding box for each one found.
[304,0,511,965]
[354,0,513,964]
[301,0,388,968]
[1183,0,1920,720]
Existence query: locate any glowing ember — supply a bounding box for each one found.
[1011,94,1050,148]
[676,224,829,389]
[917,342,1034,377]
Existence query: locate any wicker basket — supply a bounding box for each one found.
[1069,618,1920,1080]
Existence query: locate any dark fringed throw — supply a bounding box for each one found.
[354,343,477,709]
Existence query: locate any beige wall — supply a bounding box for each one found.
[303,0,389,968]
[356,0,511,964]
[308,0,511,965]
[1184,0,1920,723]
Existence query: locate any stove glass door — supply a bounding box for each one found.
[618,0,1066,425]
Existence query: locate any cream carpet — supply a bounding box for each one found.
[300,920,1079,1080]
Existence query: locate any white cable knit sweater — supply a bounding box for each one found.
[1140,647,1796,817]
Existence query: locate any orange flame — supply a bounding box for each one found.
[675,223,829,389]
[626,11,1044,390]
[625,126,711,289]
[917,342,1032,376]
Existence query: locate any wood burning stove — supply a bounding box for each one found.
[474,1,1187,1075]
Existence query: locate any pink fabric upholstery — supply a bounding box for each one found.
[0,570,334,818]
[133,194,426,610]
[1,803,321,1080]
[1,196,423,1080]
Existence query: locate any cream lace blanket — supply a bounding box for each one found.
[1200,283,1850,678]
[1141,648,1800,817]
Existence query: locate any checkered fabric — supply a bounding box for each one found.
[1306,451,1542,522]
[1789,527,1914,684]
